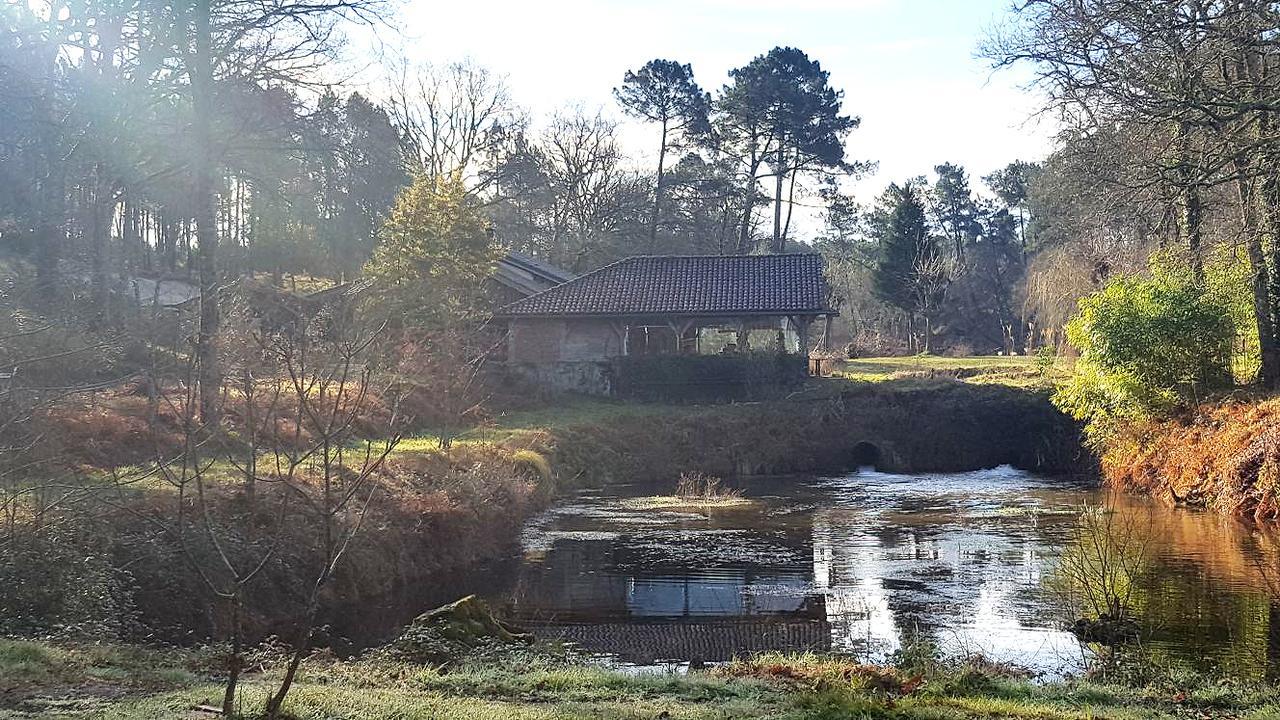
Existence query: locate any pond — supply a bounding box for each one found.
[488,466,1280,679]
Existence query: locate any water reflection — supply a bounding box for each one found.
[493,466,1280,676]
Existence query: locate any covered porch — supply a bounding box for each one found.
[617,313,830,357]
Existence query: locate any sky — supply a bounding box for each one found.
[359,0,1057,236]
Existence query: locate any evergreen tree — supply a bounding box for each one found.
[364,173,498,328]
[716,47,858,253]
[931,162,980,263]
[614,59,710,249]
[872,182,949,352]
[983,160,1037,258]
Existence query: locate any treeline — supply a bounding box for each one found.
[819,161,1037,355]
[1,8,866,292]
[967,1,1280,430]
[4,0,1075,360]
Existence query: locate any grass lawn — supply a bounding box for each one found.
[2,640,1275,720]
[835,354,1072,387]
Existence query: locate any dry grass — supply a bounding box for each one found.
[1102,394,1280,520]
[674,472,741,500]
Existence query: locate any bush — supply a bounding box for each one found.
[1054,272,1234,429]
[0,526,138,640]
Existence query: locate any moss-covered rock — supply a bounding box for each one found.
[387,595,531,666]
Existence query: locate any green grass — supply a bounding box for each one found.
[5,643,1277,720]
[835,354,1072,388]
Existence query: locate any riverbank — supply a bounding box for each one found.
[1100,394,1280,521]
[472,358,1081,484]
[2,638,1273,719]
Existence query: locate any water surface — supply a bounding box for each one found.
[492,466,1280,678]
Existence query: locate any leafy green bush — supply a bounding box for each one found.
[1034,345,1056,377]
[1054,272,1234,427]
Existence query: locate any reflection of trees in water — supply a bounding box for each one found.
[1049,503,1149,624]
[1057,492,1280,680]
[1134,562,1275,680]
[503,482,1280,676]
[812,498,1090,670]
[504,499,821,626]
[503,539,630,621]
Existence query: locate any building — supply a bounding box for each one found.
[488,250,578,307]
[497,253,835,398]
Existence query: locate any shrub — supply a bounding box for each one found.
[612,352,807,402]
[0,526,138,640]
[1034,345,1056,377]
[510,449,552,484]
[674,472,739,500]
[1054,272,1234,430]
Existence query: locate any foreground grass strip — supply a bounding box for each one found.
[80,680,786,720]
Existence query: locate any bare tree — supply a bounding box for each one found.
[145,359,283,716]
[258,317,400,718]
[909,239,954,354]
[540,108,647,268]
[389,58,521,191]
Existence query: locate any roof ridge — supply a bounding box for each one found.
[618,252,821,259]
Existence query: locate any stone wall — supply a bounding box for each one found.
[510,360,613,395]
[506,319,622,394]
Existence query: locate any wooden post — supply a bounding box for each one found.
[796,317,811,356]
[668,319,697,354]
[609,321,628,356]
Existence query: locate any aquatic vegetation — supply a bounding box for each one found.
[675,472,743,501]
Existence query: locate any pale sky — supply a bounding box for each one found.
[359,0,1056,239]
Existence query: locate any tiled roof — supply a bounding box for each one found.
[498,254,831,317]
[502,251,577,285]
[493,251,576,297]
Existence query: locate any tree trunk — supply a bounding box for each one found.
[265,567,326,718]
[649,120,668,251]
[772,162,784,253]
[1175,121,1204,283]
[192,0,221,422]
[89,172,110,326]
[35,116,64,299]
[35,216,61,298]
[1263,168,1280,332]
[737,155,760,254]
[221,592,243,716]
[1235,158,1280,386]
[781,151,799,249]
